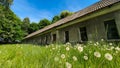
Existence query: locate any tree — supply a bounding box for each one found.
[38,19,51,29]
[0,0,13,8]
[60,10,73,19]
[52,15,60,23]
[0,5,25,43]
[0,2,25,43]
[22,17,30,35]
[28,22,39,34]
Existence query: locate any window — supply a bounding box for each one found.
[80,27,88,41]
[53,34,56,42]
[104,19,120,40]
[65,31,69,43]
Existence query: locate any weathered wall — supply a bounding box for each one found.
[23,10,120,45]
[57,10,120,43]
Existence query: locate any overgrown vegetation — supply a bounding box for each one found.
[0,42,120,68]
[0,0,74,43]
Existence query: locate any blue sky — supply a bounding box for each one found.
[11,0,100,23]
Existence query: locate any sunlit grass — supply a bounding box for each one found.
[0,42,120,68]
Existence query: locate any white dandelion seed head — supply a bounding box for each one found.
[61,54,65,59]
[77,46,83,52]
[110,46,114,50]
[66,62,72,68]
[115,47,120,51]
[83,56,88,60]
[72,56,77,61]
[52,47,55,50]
[109,43,113,46]
[54,57,59,62]
[94,52,101,58]
[96,42,99,45]
[105,53,113,61]
[65,42,71,46]
[0,51,2,54]
[66,47,70,51]
[101,39,104,41]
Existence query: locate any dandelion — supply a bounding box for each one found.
[96,42,99,45]
[54,57,59,62]
[66,47,70,51]
[110,46,114,50]
[109,43,113,46]
[94,52,101,58]
[77,46,83,52]
[52,47,55,50]
[61,54,65,59]
[72,56,77,61]
[101,39,104,41]
[66,62,72,68]
[105,53,113,61]
[115,47,120,51]
[83,56,88,60]
[0,51,2,54]
[65,42,71,46]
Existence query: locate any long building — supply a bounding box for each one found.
[23,0,120,45]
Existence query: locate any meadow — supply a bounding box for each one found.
[0,41,120,68]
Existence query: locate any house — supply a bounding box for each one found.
[23,0,120,45]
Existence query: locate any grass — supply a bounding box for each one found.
[0,42,120,68]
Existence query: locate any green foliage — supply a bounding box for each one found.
[28,22,39,34]
[0,0,13,8]
[0,42,120,68]
[60,10,73,19]
[21,17,30,35]
[51,10,73,23]
[52,15,60,23]
[0,5,25,43]
[38,18,51,29]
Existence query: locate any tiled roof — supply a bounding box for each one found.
[25,0,120,39]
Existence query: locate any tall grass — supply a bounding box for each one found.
[0,42,120,68]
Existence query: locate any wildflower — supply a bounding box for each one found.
[83,56,88,60]
[77,46,83,52]
[76,44,82,46]
[66,47,70,51]
[61,54,65,59]
[94,52,101,58]
[0,51,2,54]
[105,53,113,61]
[52,47,55,50]
[115,47,120,51]
[109,43,113,46]
[65,42,71,46]
[101,39,104,41]
[110,46,114,50]
[72,56,77,61]
[66,62,72,68]
[96,42,99,45]
[54,57,59,62]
